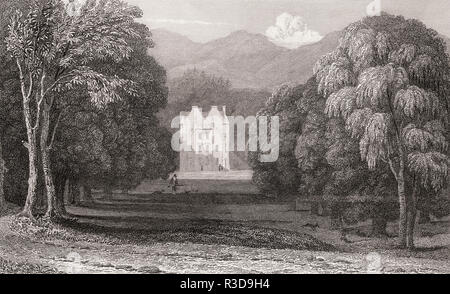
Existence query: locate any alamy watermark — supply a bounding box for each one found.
[366,252,382,274]
[64,0,86,17]
[171,114,280,163]
[64,252,83,274]
[367,0,382,16]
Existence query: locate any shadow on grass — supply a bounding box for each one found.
[90,193,279,205]
[55,214,336,252]
[411,246,448,252]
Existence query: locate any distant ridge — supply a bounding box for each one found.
[150,29,340,89]
[150,29,450,90]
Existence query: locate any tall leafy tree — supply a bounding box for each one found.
[296,78,397,235]
[0,74,26,210]
[6,0,142,219]
[71,22,173,200]
[314,14,449,248]
[295,78,330,203]
[50,21,174,213]
[322,118,398,235]
[250,84,304,197]
[52,100,175,210]
[0,0,30,210]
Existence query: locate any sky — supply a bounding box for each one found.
[125,0,450,47]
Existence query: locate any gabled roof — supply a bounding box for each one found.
[180,106,227,119]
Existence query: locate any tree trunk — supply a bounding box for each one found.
[406,185,418,249]
[397,162,408,248]
[419,210,431,224]
[80,185,93,203]
[20,115,38,219]
[406,207,417,249]
[63,179,70,205]
[415,210,422,235]
[42,147,57,218]
[0,142,6,210]
[70,180,80,205]
[17,65,40,219]
[41,102,59,220]
[84,185,93,202]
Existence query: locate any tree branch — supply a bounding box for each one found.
[27,72,33,99]
[42,70,77,98]
[33,70,47,131]
[388,158,399,182]
[16,59,33,100]
[48,108,66,150]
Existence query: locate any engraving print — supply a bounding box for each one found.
[0,0,448,275]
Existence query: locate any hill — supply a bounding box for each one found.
[150,29,340,89]
[150,29,450,90]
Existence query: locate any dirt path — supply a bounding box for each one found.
[0,215,449,274]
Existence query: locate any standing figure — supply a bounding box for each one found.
[169,174,178,194]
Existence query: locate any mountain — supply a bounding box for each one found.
[150,29,340,89]
[256,31,341,88]
[150,29,202,69]
[150,29,449,90]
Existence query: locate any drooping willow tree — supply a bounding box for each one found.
[314,14,449,249]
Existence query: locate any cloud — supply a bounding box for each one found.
[149,18,230,26]
[63,0,86,16]
[266,13,323,49]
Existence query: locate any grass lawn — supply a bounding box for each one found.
[0,197,448,274]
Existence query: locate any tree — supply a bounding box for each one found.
[295,78,397,235]
[54,100,175,203]
[159,69,234,130]
[51,22,175,212]
[52,101,111,208]
[0,0,30,210]
[323,118,398,235]
[6,0,142,219]
[0,70,28,209]
[249,84,304,197]
[0,83,24,210]
[295,78,331,205]
[0,140,5,209]
[314,14,449,248]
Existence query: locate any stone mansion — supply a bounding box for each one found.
[179,106,231,172]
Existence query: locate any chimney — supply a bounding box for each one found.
[222,106,227,115]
